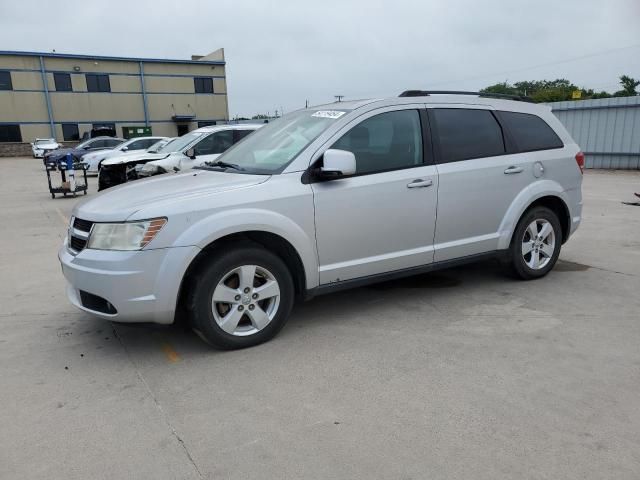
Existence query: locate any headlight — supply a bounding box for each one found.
[87,218,167,250]
[139,164,166,175]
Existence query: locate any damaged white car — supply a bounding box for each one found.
[98,124,261,190]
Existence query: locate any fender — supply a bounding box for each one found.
[172,208,319,289]
[497,179,570,250]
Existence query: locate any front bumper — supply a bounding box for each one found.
[59,241,200,324]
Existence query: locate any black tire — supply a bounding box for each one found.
[188,246,295,350]
[505,206,562,280]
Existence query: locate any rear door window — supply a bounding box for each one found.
[431,109,505,163]
[498,111,563,152]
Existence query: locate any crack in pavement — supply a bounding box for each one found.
[110,323,204,479]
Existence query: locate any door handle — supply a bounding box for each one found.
[504,166,524,174]
[407,179,433,188]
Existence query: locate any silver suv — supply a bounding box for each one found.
[59,91,583,349]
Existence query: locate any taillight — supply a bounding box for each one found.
[575,151,585,174]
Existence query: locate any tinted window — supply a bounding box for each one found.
[233,129,254,143]
[127,139,146,150]
[198,121,217,128]
[499,111,563,152]
[62,124,79,141]
[86,74,111,92]
[54,73,72,91]
[0,71,13,90]
[432,109,505,163]
[103,138,123,148]
[332,109,423,174]
[194,77,214,94]
[87,139,106,148]
[0,124,21,142]
[194,130,233,155]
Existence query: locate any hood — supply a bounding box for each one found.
[82,149,111,160]
[47,147,74,158]
[102,151,172,165]
[74,169,271,221]
[33,142,58,150]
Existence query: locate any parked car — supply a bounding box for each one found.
[98,125,261,190]
[60,91,583,350]
[81,136,169,174]
[44,136,124,165]
[31,138,60,158]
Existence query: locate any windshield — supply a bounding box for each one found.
[160,131,208,153]
[153,138,174,153]
[207,109,351,174]
[75,139,94,149]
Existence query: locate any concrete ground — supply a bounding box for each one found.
[1,157,639,480]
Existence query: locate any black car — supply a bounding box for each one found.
[44,136,124,165]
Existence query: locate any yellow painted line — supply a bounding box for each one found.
[55,207,69,226]
[160,341,181,363]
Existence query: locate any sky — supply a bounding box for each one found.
[1,0,639,117]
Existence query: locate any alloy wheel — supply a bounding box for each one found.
[211,265,281,336]
[521,219,556,270]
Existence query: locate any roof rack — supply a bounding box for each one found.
[398,90,536,103]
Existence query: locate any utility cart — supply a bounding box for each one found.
[45,154,88,199]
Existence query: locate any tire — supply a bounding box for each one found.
[188,246,295,349]
[506,206,562,280]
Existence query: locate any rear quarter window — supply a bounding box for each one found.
[498,111,563,152]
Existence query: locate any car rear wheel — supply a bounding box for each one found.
[507,206,562,280]
[188,246,294,349]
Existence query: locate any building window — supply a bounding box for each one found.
[0,124,22,142]
[62,124,80,141]
[53,73,73,92]
[0,71,12,90]
[194,77,214,94]
[86,74,111,92]
[197,121,217,128]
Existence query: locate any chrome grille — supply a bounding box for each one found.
[69,217,93,253]
[73,217,93,232]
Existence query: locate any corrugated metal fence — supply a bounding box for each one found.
[548,96,640,169]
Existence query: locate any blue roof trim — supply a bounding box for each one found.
[0,50,225,66]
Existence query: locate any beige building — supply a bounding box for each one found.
[0,48,229,148]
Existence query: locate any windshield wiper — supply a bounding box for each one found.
[204,160,245,171]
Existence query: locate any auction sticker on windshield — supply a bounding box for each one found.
[311,110,346,119]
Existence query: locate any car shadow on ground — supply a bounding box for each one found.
[68,258,589,360]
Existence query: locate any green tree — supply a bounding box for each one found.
[613,75,639,97]
[481,78,618,101]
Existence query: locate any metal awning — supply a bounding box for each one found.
[172,114,195,122]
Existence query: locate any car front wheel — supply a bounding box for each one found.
[188,246,295,349]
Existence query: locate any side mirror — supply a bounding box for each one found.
[318,149,356,179]
[185,147,196,159]
[121,146,128,152]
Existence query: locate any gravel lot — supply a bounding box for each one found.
[1,157,639,479]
